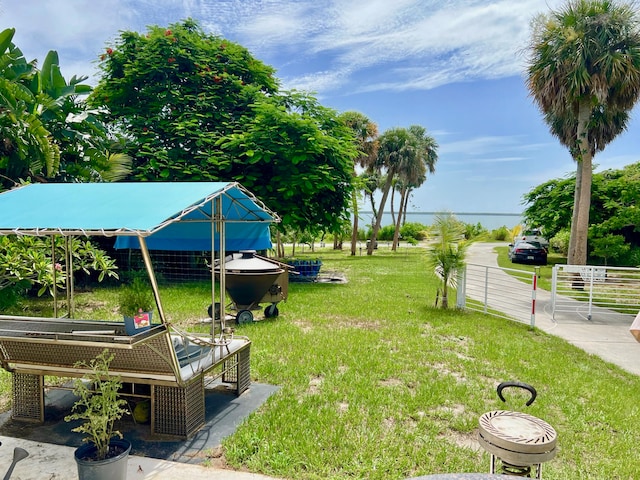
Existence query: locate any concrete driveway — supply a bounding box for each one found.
[466,242,640,376]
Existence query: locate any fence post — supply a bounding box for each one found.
[551,265,557,321]
[483,266,489,313]
[531,267,538,328]
[587,266,594,321]
[456,267,466,309]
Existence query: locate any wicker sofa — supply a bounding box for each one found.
[0,315,251,438]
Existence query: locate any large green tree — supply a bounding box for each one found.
[527,0,640,266]
[523,162,640,264]
[219,92,357,236]
[91,19,357,235]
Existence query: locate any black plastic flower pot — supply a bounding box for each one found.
[74,438,131,480]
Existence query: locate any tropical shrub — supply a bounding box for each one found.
[376,225,396,241]
[0,236,118,308]
[550,229,570,255]
[463,222,487,240]
[400,222,428,241]
[491,226,510,241]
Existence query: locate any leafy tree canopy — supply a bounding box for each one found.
[523,161,640,263]
[91,19,357,233]
[0,27,130,190]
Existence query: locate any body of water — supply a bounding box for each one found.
[359,211,523,231]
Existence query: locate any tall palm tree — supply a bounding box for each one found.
[527,0,640,265]
[391,126,438,251]
[544,104,628,263]
[367,128,413,255]
[339,111,379,255]
[368,126,438,255]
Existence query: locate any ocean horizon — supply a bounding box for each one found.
[359,211,523,231]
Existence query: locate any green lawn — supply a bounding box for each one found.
[495,245,566,291]
[2,246,638,479]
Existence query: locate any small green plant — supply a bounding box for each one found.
[118,275,154,317]
[428,212,469,308]
[64,349,129,460]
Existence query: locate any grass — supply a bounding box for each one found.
[495,245,566,291]
[2,245,640,479]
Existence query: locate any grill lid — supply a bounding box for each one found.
[478,410,557,464]
[221,251,283,272]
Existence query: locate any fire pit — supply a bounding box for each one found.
[478,382,557,478]
[214,251,289,323]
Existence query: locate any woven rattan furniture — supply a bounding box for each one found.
[0,315,251,438]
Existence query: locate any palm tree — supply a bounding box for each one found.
[367,128,413,255]
[391,126,437,250]
[339,111,379,256]
[428,213,468,309]
[526,0,640,265]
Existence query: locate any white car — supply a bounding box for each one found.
[519,228,549,249]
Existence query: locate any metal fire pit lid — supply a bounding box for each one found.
[478,410,557,464]
[223,251,283,272]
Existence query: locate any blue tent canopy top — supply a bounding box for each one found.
[0,182,279,251]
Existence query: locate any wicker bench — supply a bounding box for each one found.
[0,315,251,438]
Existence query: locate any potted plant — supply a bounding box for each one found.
[65,349,131,480]
[119,276,154,335]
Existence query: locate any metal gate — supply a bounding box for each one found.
[457,264,539,327]
[551,265,640,320]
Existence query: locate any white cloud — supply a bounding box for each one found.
[2,0,567,94]
[258,0,566,94]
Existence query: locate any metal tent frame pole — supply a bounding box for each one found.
[138,235,167,325]
[215,196,226,341]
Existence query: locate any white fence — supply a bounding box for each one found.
[457,264,539,327]
[551,265,640,320]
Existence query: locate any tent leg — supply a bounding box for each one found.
[138,236,167,324]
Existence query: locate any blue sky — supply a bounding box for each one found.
[3,0,640,214]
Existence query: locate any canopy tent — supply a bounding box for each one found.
[0,182,276,250]
[0,182,280,327]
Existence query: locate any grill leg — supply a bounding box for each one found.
[489,454,496,474]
